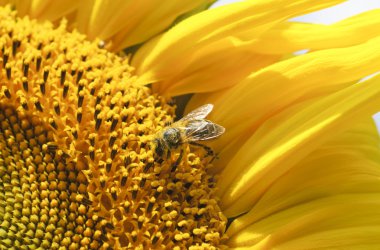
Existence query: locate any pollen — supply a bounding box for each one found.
[0,6,227,249]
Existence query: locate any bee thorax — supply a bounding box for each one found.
[163,128,181,148]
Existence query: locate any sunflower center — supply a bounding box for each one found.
[0,6,227,249]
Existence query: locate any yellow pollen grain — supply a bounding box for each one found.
[0,5,227,250]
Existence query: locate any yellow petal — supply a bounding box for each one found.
[216,72,380,217]
[132,0,344,95]
[146,37,281,96]
[3,0,79,21]
[187,10,380,146]
[227,119,380,232]
[75,0,214,51]
[249,9,380,54]
[224,120,380,248]
[2,0,214,51]
[228,194,380,249]
[188,34,380,158]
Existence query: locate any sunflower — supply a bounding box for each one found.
[1,0,380,249]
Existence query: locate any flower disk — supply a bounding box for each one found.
[0,6,227,250]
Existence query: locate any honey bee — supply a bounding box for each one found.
[153,104,225,164]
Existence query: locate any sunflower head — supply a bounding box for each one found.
[0,5,227,249]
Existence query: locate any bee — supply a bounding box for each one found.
[153,104,225,165]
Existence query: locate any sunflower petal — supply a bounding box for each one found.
[228,195,380,249]
[132,0,344,95]
[216,73,380,217]
[4,0,79,21]
[189,34,380,159]
[225,120,380,248]
[75,0,214,51]
[250,9,380,54]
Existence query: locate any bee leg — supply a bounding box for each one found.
[209,152,220,164]
[166,149,171,159]
[154,155,164,164]
[188,142,214,157]
[171,149,184,172]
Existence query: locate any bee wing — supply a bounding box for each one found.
[179,104,213,122]
[182,119,225,141]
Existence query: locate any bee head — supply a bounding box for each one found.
[163,128,181,147]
